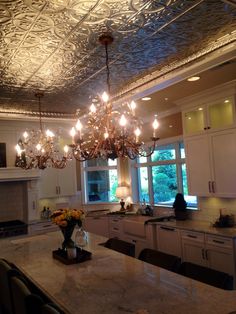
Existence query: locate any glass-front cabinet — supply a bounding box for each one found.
[183,96,235,136]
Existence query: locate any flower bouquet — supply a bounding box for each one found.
[51,208,85,250]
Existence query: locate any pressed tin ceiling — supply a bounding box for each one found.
[0,0,235,118]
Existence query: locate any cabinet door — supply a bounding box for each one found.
[205,235,234,276]
[181,231,206,266]
[39,168,58,198]
[184,135,212,196]
[58,160,76,196]
[156,225,182,257]
[183,107,206,136]
[208,97,234,131]
[210,129,236,197]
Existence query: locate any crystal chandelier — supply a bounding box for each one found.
[15,92,70,170]
[69,34,159,161]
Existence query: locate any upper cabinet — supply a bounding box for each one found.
[179,81,236,137]
[185,129,236,197]
[183,96,235,136]
[180,81,236,197]
[39,160,77,199]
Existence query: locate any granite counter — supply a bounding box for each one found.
[1,231,236,314]
[149,219,236,238]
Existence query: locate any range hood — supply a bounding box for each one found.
[0,167,40,181]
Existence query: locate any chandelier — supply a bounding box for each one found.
[15,92,70,170]
[69,33,159,161]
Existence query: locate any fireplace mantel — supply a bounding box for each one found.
[0,167,40,181]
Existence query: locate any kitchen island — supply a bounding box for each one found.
[1,230,236,314]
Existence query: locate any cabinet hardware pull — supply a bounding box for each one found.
[114,227,119,231]
[212,181,215,193]
[59,186,61,194]
[160,226,175,231]
[208,126,211,130]
[205,249,208,260]
[204,127,207,130]
[202,248,205,259]
[208,181,212,193]
[93,217,101,220]
[212,239,224,244]
[187,234,197,239]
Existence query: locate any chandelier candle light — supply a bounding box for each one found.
[15,92,70,170]
[69,34,159,161]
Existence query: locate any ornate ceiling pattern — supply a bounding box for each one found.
[0,0,235,117]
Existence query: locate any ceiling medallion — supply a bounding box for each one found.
[69,33,159,161]
[15,92,70,170]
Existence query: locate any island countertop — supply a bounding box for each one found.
[1,231,236,314]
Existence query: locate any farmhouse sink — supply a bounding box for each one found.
[123,216,150,238]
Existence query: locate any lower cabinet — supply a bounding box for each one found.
[109,216,124,239]
[181,230,206,266]
[156,225,182,258]
[181,230,235,277]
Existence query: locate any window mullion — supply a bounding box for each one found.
[148,165,154,205]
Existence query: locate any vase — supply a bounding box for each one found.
[59,222,76,250]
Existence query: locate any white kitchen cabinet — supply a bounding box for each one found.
[109,216,124,239]
[182,96,235,136]
[181,230,206,266]
[39,160,76,198]
[156,225,182,258]
[83,216,109,238]
[184,128,236,197]
[181,230,235,279]
[205,234,235,277]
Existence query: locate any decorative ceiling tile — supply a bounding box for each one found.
[0,0,235,117]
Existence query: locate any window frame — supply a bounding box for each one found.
[81,159,121,204]
[130,136,197,208]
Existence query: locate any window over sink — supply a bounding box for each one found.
[132,140,197,209]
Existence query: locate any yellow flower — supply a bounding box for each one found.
[50,208,84,226]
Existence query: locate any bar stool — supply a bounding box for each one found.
[179,262,234,290]
[104,238,135,257]
[0,259,13,314]
[41,304,61,314]
[9,276,44,314]
[138,248,181,272]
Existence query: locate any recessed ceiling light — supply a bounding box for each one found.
[141,97,151,101]
[187,76,200,82]
[165,97,168,101]
[198,107,203,111]
[169,125,173,128]
[224,99,229,103]
[188,117,192,120]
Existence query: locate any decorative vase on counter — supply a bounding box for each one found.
[59,222,77,250]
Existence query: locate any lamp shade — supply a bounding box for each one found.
[116,186,130,199]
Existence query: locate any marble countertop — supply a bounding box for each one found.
[1,231,236,314]
[149,219,236,238]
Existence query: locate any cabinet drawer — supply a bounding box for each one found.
[181,230,204,243]
[206,234,233,249]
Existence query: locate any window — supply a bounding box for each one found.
[82,158,118,203]
[134,141,197,208]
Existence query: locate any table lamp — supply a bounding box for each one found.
[116,186,130,211]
